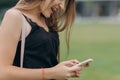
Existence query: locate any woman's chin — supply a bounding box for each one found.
[43,14,51,18]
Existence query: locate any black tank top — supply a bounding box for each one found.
[13,15,59,68]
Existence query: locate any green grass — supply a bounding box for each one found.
[59,23,120,80]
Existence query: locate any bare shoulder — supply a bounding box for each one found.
[0,8,23,30]
[5,8,22,18]
[3,8,22,23]
[0,8,23,40]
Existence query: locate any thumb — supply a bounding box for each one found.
[70,65,82,72]
[62,60,76,67]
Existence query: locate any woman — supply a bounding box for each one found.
[0,0,84,80]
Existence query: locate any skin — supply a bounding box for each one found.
[41,0,66,18]
[0,0,84,80]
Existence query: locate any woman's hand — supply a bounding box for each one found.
[50,60,82,80]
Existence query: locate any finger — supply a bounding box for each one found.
[70,72,76,77]
[73,70,82,78]
[70,65,82,73]
[75,73,80,77]
[62,60,79,67]
[71,59,80,64]
[67,59,80,67]
[62,61,75,67]
[70,71,80,78]
[84,63,90,67]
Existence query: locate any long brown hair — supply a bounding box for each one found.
[55,0,76,54]
[15,0,76,54]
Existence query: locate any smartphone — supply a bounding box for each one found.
[75,58,93,67]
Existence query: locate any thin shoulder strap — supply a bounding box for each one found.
[20,15,26,68]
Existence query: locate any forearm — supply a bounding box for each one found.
[0,66,54,80]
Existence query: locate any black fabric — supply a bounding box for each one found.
[13,15,59,68]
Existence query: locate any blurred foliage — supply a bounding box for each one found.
[0,0,18,7]
[0,0,18,22]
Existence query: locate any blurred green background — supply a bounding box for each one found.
[60,23,120,80]
[0,0,120,80]
[0,0,17,7]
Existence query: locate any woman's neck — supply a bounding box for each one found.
[19,7,48,29]
[23,8,41,18]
